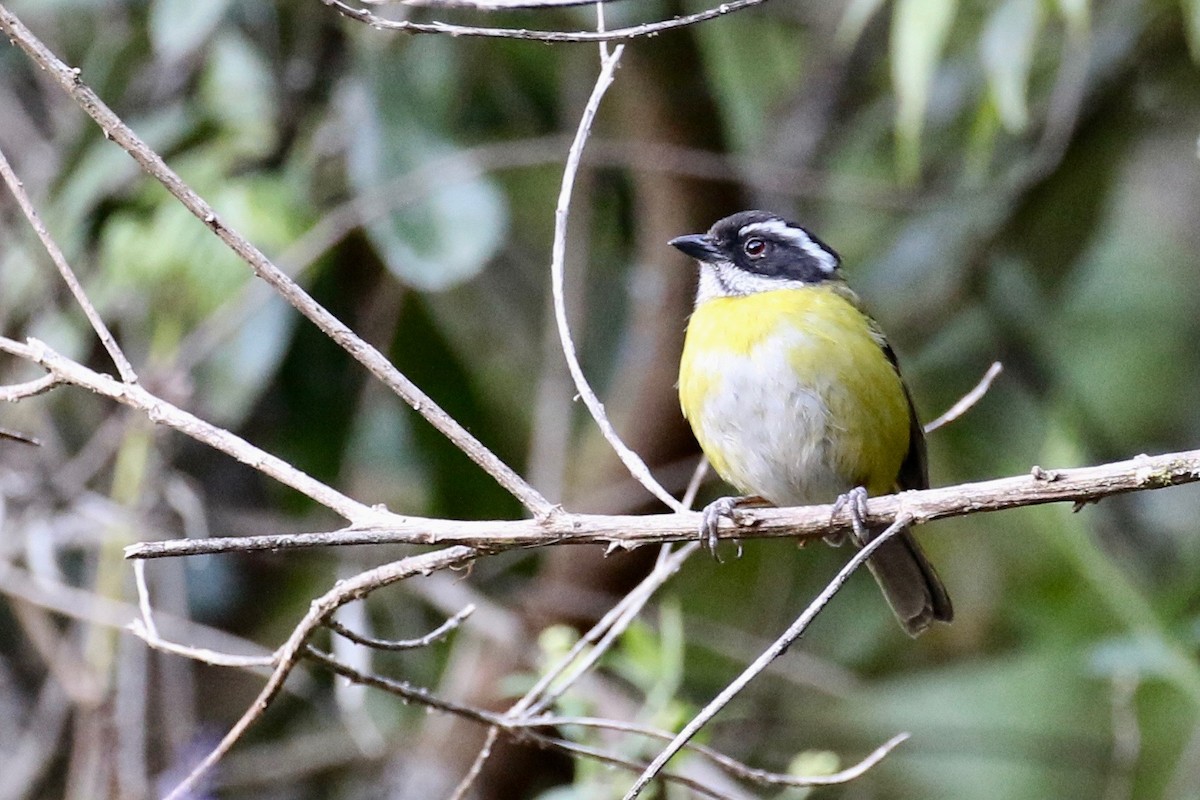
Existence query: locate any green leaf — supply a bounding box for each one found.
[891,0,959,182]
[1055,0,1090,34]
[200,297,296,426]
[694,14,808,151]
[835,0,889,50]
[981,0,1045,134]
[1089,634,1186,679]
[149,0,235,61]
[346,39,507,291]
[200,33,277,159]
[1184,0,1200,62]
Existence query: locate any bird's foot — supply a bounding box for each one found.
[698,495,763,561]
[830,486,871,547]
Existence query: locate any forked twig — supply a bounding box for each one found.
[622,515,916,799]
[160,545,480,800]
[304,646,905,794]
[319,0,773,42]
[0,4,551,519]
[129,562,275,668]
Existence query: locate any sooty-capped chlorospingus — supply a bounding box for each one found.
[670,210,952,636]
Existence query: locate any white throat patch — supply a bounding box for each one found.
[695,262,808,303]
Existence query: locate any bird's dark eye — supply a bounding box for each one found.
[744,237,766,257]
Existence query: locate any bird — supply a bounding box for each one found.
[670,210,952,636]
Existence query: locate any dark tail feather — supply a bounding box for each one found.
[863,527,953,637]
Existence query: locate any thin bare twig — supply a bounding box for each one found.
[0,334,376,522]
[396,0,628,8]
[0,4,552,519]
[129,560,276,668]
[923,361,1003,434]
[132,561,158,640]
[326,604,474,650]
[306,645,897,794]
[622,515,915,799]
[0,561,280,675]
[446,726,499,800]
[530,543,699,718]
[0,374,60,402]
[308,645,734,799]
[679,457,710,513]
[0,426,41,445]
[0,146,138,383]
[528,717,909,788]
[319,0,773,42]
[128,621,277,669]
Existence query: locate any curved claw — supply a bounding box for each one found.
[831,486,871,545]
[698,496,744,561]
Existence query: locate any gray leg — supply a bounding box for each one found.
[830,486,870,546]
[698,495,756,561]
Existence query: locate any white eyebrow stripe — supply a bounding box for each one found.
[738,220,838,274]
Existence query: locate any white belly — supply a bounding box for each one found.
[689,332,849,506]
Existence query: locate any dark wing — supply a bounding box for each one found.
[880,340,929,492]
[841,283,930,494]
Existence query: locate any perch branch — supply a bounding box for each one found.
[123,447,1200,559]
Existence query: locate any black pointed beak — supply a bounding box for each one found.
[668,233,721,263]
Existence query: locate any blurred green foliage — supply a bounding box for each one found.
[3,1,1200,799]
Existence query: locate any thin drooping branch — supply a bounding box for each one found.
[548,45,687,511]
[160,545,480,800]
[319,0,773,42]
[327,604,475,650]
[0,4,552,519]
[121,447,1200,559]
[622,515,914,799]
[0,146,138,384]
[301,646,907,793]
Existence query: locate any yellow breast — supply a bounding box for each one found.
[679,286,911,503]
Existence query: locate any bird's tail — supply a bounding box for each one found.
[863,527,953,637]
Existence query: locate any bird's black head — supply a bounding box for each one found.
[669,210,841,287]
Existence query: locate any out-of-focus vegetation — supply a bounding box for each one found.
[2,1,1200,798]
